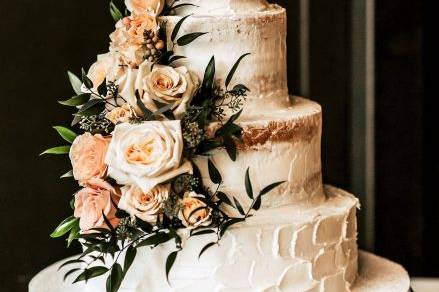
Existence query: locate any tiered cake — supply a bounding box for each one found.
[87,1,360,291]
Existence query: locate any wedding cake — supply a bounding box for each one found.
[38,1,409,292]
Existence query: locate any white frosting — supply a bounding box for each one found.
[85,186,359,292]
[174,0,272,15]
[195,98,324,210]
[162,5,288,118]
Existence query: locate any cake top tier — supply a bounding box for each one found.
[174,0,272,15]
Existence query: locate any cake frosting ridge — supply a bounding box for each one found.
[176,0,273,15]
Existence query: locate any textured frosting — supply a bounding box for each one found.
[175,0,272,15]
[195,98,324,211]
[162,4,288,118]
[86,186,359,292]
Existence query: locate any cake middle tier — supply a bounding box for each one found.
[162,4,289,117]
[195,97,325,210]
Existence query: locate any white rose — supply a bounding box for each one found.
[116,61,199,119]
[178,192,212,229]
[125,0,165,16]
[119,184,169,223]
[86,52,126,90]
[105,104,136,124]
[143,64,200,119]
[105,121,192,192]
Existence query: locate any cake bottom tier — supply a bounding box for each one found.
[84,185,360,292]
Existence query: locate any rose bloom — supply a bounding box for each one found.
[106,104,136,124]
[178,192,212,229]
[110,14,158,66]
[105,121,192,193]
[85,52,126,90]
[125,0,165,15]
[69,133,111,184]
[74,178,120,231]
[116,61,200,119]
[119,184,169,223]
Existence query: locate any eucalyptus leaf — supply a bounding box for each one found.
[171,15,191,42]
[124,245,137,273]
[50,216,79,238]
[216,192,233,207]
[198,242,216,259]
[253,195,262,211]
[207,159,222,184]
[165,251,178,283]
[67,71,83,95]
[40,146,71,156]
[223,135,237,161]
[81,68,94,89]
[106,263,123,292]
[53,126,77,143]
[202,56,215,91]
[58,94,90,107]
[177,32,207,46]
[219,218,245,237]
[233,198,245,216]
[259,181,285,197]
[245,168,253,199]
[225,53,250,88]
[63,268,81,281]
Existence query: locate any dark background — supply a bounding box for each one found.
[0,0,437,291]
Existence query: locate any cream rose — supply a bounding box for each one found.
[106,104,136,124]
[125,0,165,15]
[74,178,120,231]
[69,133,111,184]
[142,64,200,119]
[110,14,158,66]
[105,121,192,193]
[119,184,169,223]
[85,52,126,90]
[178,192,212,229]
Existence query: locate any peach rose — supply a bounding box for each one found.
[110,14,158,66]
[119,184,169,223]
[125,0,165,16]
[86,52,126,90]
[69,133,110,184]
[178,192,212,229]
[105,104,136,124]
[74,178,120,231]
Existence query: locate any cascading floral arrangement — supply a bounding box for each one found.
[42,1,283,291]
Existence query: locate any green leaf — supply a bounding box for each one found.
[106,263,123,292]
[233,198,245,216]
[53,126,77,143]
[97,79,108,96]
[136,232,172,248]
[67,71,83,95]
[135,217,153,233]
[259,181,285,197]
[75,99,105,117]
[253,195,262,211]
[169,3,198,13]
[115,209,130,219]
[58,93,91,107]
[102,211,115,232]
[110,0,123,22]
[223,136,237,161]
[202,56,215,91]
[216,109,243,137]
[67,222,80,247]
[73,266,109,283]
[232,84,250,92]
[81,68,94,89]
[169,55,186,64]
[61,170,73,179]
[63,268,81,281]
[124,245,137,273]
[136,91,154,120]
[58,258,85,271]
[207,159,222,184]
[198,242,216,259]
[171,15,191,42]
[245,168,253,199]
[220,218,245,237]
[191,229,216,237]
[225,53,250,88]
[50,216,78,238]
[216,192,233,207]
[40,146,71,156]
[177,32,207,46]
[165,251,178,283]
